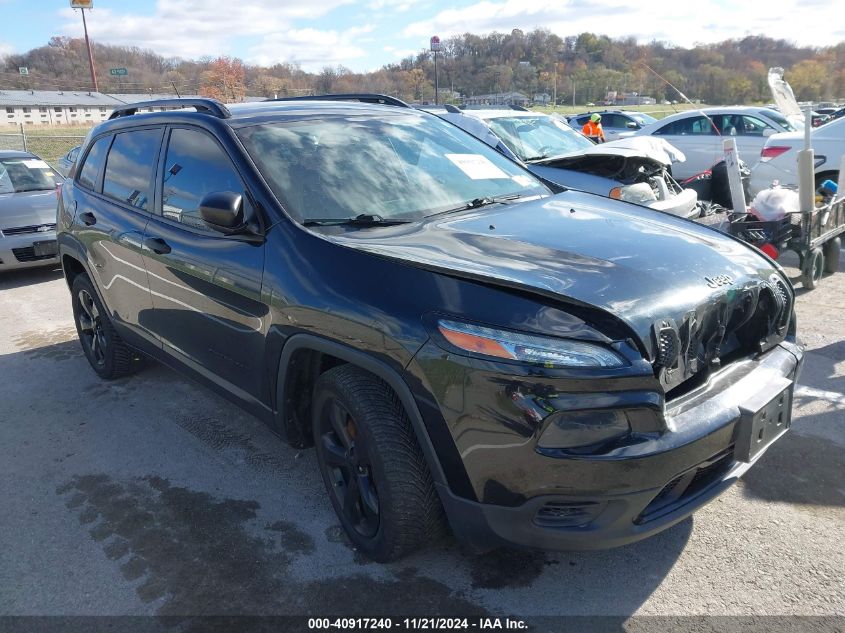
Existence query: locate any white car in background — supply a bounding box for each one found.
[629,106,798,180]
[750,115,845,195]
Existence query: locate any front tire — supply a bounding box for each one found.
[312,364,446,562]
[71,274,143,379]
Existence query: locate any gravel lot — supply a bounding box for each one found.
[0,249,843,629]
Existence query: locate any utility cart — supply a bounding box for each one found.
[726,197,843,290]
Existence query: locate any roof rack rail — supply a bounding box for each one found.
[265,93,410,108]
[109,98,231,120]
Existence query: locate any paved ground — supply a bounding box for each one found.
[0,251,843,627]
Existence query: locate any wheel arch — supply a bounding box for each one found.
[274,334,449,489]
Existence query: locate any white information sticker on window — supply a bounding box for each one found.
[445,154,509,180]
[23,159,50,169]
[512,175,534,187]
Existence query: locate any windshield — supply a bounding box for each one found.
[237,113,549,223]
[0,157,61,194]
[760,109,798,132]
[485,115,593,162]
[629,113,657,126]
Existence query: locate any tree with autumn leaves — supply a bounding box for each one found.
[199,56,247,102]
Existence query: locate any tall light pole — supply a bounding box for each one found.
[72,1,98,92]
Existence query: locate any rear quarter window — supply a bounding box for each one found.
[77,136,112,191]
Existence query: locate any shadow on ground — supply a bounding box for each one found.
[0,335,693,623]
[0,265,62,290]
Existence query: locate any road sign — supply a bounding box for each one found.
[430,36,442,52]
[70,0,94,8]
[110,68,128,76]
[18,67,28,76]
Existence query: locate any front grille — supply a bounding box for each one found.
[12,247,55,262]
[1,223,55,236]
[656,279,793,399]
[636,448,734,524]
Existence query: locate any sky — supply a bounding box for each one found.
[0,0,843,72]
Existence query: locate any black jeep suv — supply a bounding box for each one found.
[57,96,803,562]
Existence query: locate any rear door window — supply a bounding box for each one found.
[101,128,162,210]
[655,116,715,136]
[77,136,112,191]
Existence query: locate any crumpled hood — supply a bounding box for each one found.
[535,136,686,167]
[0,190,57,230]
[319,191,781,352]
[768,67,804,126]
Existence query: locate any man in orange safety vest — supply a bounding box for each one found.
[582,113,606,143]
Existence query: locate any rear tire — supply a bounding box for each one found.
[823,237,840,274]
[801,247,824,290]
[312,364,446,562]
[71,274,143,379]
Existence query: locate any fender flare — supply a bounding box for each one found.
[275,333,449,489]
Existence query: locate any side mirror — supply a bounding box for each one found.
[199,191,244,230]
[626,121,638,129]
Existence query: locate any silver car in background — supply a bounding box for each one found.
[0,151,63,271]
[56,146,81,178]
[433,108,699,217]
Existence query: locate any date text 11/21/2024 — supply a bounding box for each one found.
[307,618,528,630]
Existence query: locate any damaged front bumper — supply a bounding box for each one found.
[423,339,803,552]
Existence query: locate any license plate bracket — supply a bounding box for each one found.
[33,239,58,257]
[736,380,792,463]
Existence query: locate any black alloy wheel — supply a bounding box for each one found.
[312,365,446,562]
[76,287,107,367]
[317,398,380,539]
[71,274,142,379]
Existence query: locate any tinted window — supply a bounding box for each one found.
[160,128,245,230]
[77,136,111,191]
[760,109,797,132]
[655,115,715,136]
[102,129,160,210]
[600,114,622,128]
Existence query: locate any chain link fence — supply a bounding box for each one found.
[0,128,88,170]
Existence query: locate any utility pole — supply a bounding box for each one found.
[77,4,99,92]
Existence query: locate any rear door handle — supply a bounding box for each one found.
[79,211,97,226]
[143,236,171,255]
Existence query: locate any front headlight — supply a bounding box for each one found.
[436,319,627,368]
[609,182,657,205]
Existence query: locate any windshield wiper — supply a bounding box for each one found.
[430,193,533,217]
[303,213,411,227]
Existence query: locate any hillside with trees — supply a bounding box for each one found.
[1,31,843,105]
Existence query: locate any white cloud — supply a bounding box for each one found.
[401,0,839,48]
[0,41,13,59]
[248,26,374,71]
[59,0,355,59]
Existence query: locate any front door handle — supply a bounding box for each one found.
[143,236,171,255]
[79,211,97,226]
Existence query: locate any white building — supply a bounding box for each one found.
[0,91,208,126]
[0,90,122,126]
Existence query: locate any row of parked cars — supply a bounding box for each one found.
[5,95,841,275]
[37,93,805,562]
